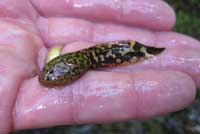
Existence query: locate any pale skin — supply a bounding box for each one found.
[0,0,199,133]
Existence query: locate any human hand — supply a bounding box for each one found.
[0,0,199,133]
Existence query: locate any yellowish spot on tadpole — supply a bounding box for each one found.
[46,45,62,63]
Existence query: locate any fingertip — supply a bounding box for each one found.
[155,32,200,48]
[161,1,176,30]
[121,0,176,30]
[136,71,196,118]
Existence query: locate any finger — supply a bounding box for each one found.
[0,0,38,21]
[32,0,175,30]
[37,17,199,49]
[13,70,196,130]
[0,20,41,133]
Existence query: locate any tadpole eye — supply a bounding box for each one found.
[46,75,51,81]
[49,70,54,74]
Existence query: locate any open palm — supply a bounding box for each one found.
[0,0,199,133]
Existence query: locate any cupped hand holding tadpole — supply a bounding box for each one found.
[0,0,200,133]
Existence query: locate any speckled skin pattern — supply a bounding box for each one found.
[38,40,165,87]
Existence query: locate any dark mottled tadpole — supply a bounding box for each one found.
[38,40,165,87]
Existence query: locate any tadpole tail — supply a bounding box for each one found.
[145,46,165,55]
[88,41,166,69]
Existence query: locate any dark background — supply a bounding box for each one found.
[13,0,200,134]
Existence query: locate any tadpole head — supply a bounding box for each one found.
[38,61,74,87]
[38,53,91,87]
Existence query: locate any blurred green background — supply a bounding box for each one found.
[13,0,200,134]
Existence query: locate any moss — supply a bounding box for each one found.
[168,0,200,18]
[167,0,200,40]
[173,10,200,40]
